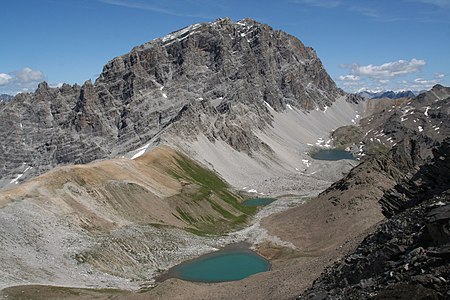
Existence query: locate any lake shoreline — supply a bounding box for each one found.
[155,241,270,283]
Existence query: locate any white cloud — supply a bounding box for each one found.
[404,77,441,90]
[12,67,44,82]
[357,87,383,93]
[338,74,360,81]
[414,78,427,84]
[348,58,426,78]
[411,73,446,89]
[341,81,364,87]
[0,73,13,85]
[414,78,438,85]
[336,58,448,93]
[49,82,64,88]
[0,67,46,95]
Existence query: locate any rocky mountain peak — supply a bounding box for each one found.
[0,18,348,188]
[99,17,342,111]
[35,81,51,95]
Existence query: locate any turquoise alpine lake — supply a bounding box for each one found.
[242,198,276,206]
[311,149,355,161]
[160,247,270,282]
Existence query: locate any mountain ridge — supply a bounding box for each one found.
[0,17,356,190]
[358,90,417,99]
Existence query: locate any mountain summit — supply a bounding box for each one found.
[0,18,355,188]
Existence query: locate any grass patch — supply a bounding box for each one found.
[165,153,257,236]
[331,125,363,149]
[208,199,235,219]
[175,207,196,224]
[172,156,227,190]
[219,190,257,215]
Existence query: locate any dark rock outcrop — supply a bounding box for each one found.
[299,138,450,299]
[298,87,450,299]
[380,140,450,217]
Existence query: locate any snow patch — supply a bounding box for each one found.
[161,23,202,44]
[131,143,151,160]
[363,129,372,138]
[162,93,167,98]
[10,166,32,184]
[264,101,273,110]
[424,106,430,117]
[418,126,423,132]
[302,159,311,168]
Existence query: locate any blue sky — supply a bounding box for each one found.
[1,0,449,95]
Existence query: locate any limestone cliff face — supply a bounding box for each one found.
[0,17,345,186]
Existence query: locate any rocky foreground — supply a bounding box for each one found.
[299,135,450,297]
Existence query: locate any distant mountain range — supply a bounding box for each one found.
[0,94,13,102]
[357,90,418,99]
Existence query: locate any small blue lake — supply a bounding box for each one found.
[160,247,270,282]
[311,149,355,161]
[242,198,276,206]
